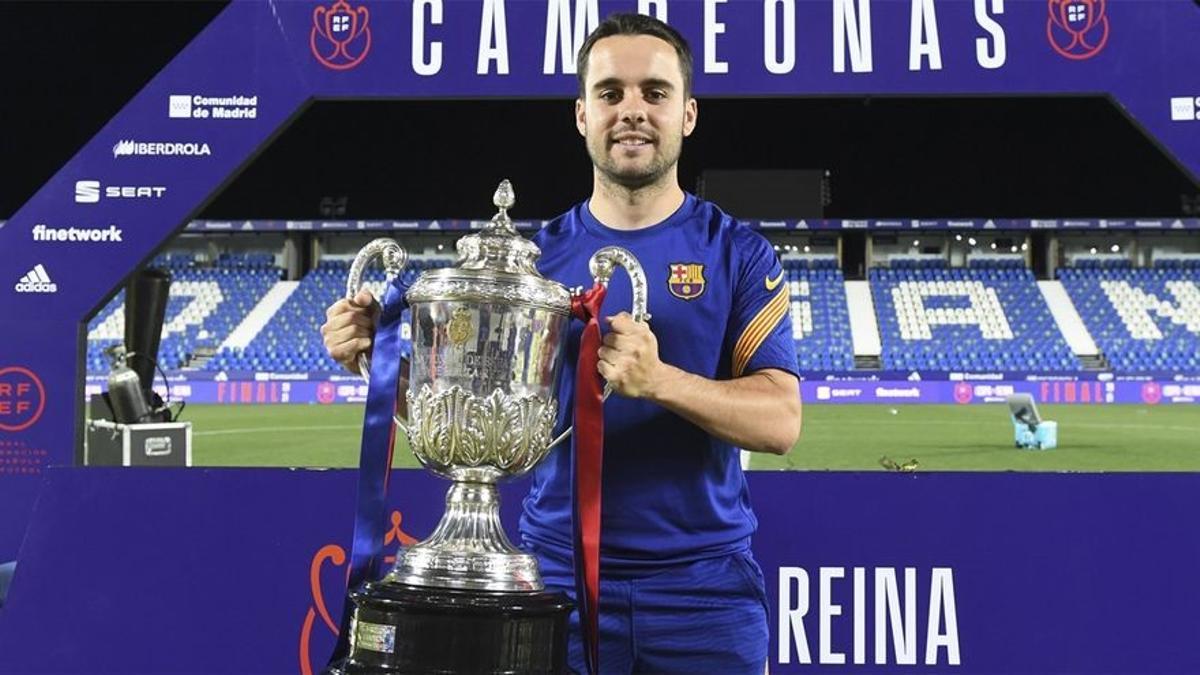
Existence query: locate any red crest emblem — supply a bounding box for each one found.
[668,263,706,300]
[311,0,372,71]
[1047,0,1109,61]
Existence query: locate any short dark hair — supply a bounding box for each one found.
[576,13,694,99]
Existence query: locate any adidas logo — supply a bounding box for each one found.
[15,264,57,293]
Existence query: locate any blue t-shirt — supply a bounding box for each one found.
[518,193,798,574]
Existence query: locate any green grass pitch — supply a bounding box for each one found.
[180,403,1200,472]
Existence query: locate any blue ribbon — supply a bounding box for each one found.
[327,276,409,668]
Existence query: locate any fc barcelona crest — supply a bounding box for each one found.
[668,263,706,300]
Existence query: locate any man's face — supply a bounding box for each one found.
[576,35,697,189]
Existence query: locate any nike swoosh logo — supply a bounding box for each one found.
[765,270,785,291]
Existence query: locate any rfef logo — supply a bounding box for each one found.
[311,0,372,70]
[0,367,47,432]
[1047,0,1109,60]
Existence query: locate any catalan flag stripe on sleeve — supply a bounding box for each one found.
[732,285,790,377]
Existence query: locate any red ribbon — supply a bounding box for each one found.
[570,283,607,675]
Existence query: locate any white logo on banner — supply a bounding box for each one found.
[75,180,100,203]
[169,95,192,118]
[32,224,123,243]
[1170,96,1199,122]
[15,264,57,293]
[168,94,258,120]
[75,180,167,203]
[113,140,212,158]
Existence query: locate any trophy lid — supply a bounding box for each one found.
[406,180,571,313]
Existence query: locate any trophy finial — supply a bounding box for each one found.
[487,179,518,235]
[494,179,515,211]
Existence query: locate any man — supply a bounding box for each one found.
[323,13,801,673]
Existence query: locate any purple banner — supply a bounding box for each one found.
[2,468,1199,673]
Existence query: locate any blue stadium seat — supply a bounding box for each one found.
[1059,266,1200,372]
[870,266,1077,372]
[783,259,854,371]
[207,257,452,373]
[86,253,281,374]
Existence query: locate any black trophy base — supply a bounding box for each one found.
[335,581,573,674]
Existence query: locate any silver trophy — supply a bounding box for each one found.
[345,180,649,594]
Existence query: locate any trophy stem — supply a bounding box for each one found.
[383,481,544,592]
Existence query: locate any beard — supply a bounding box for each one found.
[586,129,682,190]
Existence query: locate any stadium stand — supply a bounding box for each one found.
[1059,263,1200,372]
[87,253,280,373]
[870,263,1079,371]
[84,245,1198,378]
[783,258,854,371]
[205,257,451,373]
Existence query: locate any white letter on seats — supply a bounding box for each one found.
[1101,280,1200,339]
[892,280,1012,340]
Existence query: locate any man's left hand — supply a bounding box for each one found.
[597,312,664,399]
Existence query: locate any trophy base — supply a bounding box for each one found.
[335,580,572,674]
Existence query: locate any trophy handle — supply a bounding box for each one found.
[588,246,651,325]
[546,246,651,451]
[345,238,410,423]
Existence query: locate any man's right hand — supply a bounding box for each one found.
[321,289,379,375]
